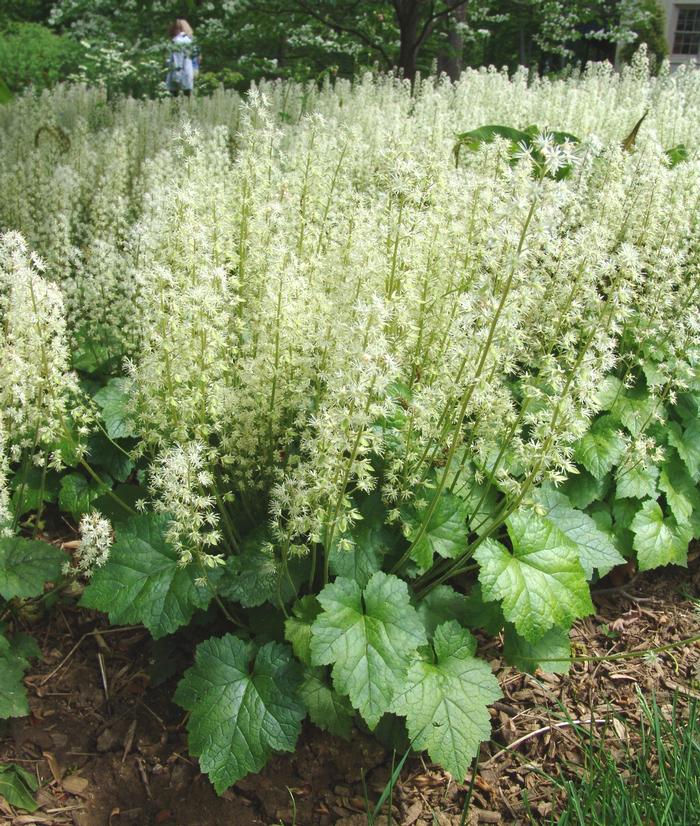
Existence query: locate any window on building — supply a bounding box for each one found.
[673,6,700,54]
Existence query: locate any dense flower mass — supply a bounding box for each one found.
[0,56,698,566]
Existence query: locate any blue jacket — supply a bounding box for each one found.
[166,33,200,92]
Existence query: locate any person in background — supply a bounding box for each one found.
[166,19,200,97]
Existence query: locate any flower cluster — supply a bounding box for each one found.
[148,442,224,568]
[70,511,114,577]
[0,233,85,468]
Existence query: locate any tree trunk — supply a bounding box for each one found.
[276,35,287,69]
[394,1,421,80]
[519,27,527,66]
[438,2,466,80]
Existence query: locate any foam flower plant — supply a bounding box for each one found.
[0,58,699,788]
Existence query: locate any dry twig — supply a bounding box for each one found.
[482,718,608,767]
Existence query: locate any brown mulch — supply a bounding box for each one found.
[1,552,699,826]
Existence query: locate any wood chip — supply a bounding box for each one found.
[475,810,501,823]
[135,756,152,800]
[60,540,81,550]
[121,720,137,764]
[61,775,89,796]
[403,800,423,825]
[608,673,638,682]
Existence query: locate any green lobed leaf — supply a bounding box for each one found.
[454,124,530,165]
[87,432,134,482]
[546,129,581,145]
[438,450,474,495]
[53,414,83,468]
[467,485,501,535]
[219,527,303,608]
[373,713,411,753]
[93,377,136,440]
[440,455,500,535]
[284,596,321,665]
[403,490,470,574]
[300,666,354,739]
[615,393,658,438]
[8,632,41,663]
[0,536,66,600]
[665,144,689,167]
[10,466,61,515]
[534,486,625,579]
[0,763,38,812]
[456,124,530,151]
[574,415,625,480]
[0,634,30,719]
[461,583,505,635]
[477,442,527,485]
[588,502,613,534]
[674,392,699,426]
[612,527,635,557]
[667,420,700,479]
[81,513,213,638]
[59,472,112,519]
[174,635,305,792]
[615,458,658,500]
[503,623,570,674]
[641,360,666,388]
[595,378,660,438]
[329,491,397,588]
[595,375,624,410]
[630,500,689,571]
[613,498,640,530]
[310,572,427,729]
[561,468,609,510]
[659,454,700,528]
[416,584,471,638]
[391,621,501,780]
[474,508,593,642]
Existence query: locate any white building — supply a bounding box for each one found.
[662,0,700,67]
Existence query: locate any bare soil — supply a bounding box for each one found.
[1,552,699,826]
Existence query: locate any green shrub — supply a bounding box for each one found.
[0,22,83,93]
[196,68,246,96]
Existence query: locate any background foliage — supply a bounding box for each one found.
[0,0,669,97]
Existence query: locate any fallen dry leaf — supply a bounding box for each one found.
[41,751,63,784]
[612,718,628,742]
